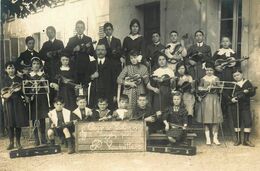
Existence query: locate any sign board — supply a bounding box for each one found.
[75,121,146,152]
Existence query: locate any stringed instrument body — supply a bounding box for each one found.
[215,56,249,72]
[124,74,147,90]
[1,82,22,99]
[167,41,184,64]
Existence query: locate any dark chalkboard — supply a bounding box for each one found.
[75,121,146,152]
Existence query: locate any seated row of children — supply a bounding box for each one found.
[47,91,188,154]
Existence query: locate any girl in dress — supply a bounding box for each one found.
[117,50,149,112]
[52,54,77,111]
[174,62,195,125]
[196,62,223,145]
[122,19,146,65]
[2,62,29,150]
[147,53,175,112]
[25,57,49,146]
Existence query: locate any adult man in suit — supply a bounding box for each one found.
[39,26,64,80]
[16,36,40,75]
[98,22,122,78]
[89,43,117,109]
[65,20,95,86]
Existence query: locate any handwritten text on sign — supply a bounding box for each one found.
[75,121,146,152]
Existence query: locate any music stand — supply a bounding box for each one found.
[22,80,50,142]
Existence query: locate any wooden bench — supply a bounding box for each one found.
[148,132,197,147]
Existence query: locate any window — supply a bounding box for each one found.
[220,0,242,57]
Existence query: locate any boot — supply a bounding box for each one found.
[7,139,14,150]
[213,132,221,145]
[188,115,193,127]
[15,128,22,149]
[234,132,241,146]
[205,130,211,145]
[50,139,55,146]
[66,138,75,154]
[243,132,255,147]
[34,129,40,146]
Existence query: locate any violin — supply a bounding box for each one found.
[215,56,249,72]
[124,74,148,90]
[1,82,22,99]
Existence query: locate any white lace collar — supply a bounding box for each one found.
[217,48,235,56]
[60,66,70,71]
[128,34,142,40]
[30,71,44,77]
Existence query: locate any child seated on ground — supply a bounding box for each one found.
[47,97,75,154]
[112,95,132,120]
[72,96,98,122]
[163,92,188,145]
[92,98,113,121]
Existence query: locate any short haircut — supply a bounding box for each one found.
[76,20,85,28]
[76,96,87,102]
[54,97,64,104]
[97,98,108,103]
[172,91,182,97]
[195,30,204,36]
[46,26,56,33]
[5,61,16,69]
[138,94,147,99]
[25,36,35,44]
[119,94,129,102]
[152,31,160,36]
[232,68,243,74]
[170,30,178,35]
[221,36,231,42]
[103,22,113,31]
[129,49,139,56]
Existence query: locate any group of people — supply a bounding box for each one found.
[1,18,256,154]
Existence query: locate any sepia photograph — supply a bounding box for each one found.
[0,0,260,170]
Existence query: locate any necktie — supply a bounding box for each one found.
[107,37,111,46]
[99,60,102,65]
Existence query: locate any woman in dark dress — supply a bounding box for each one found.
[2,62,29,150]
[123,19,146,65]
[25,57,49,146]
[147,53,175,112]
[52,55,77,111]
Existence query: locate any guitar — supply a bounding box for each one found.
[166,41,185,64]
[215,56,249,72]
[175,81,193,93]
[1,82,22,99]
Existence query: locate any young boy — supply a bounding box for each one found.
[72,96,98,122]
[91,98,113,121]
[231,69,256,147]
[165,30,187,71]
[112,95,132,120]
[16,36,40,76]
[47,97,75,154]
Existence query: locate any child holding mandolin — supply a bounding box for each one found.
[1,62,29,150]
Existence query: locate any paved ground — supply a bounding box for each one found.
[0,136,260,171]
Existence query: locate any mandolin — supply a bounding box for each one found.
[215,56,249,72]
[124,74,149,90]
[1,82,22,99]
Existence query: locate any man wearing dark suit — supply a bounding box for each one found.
[145,31,165,71]
[16,36,40,75]
[98,22,122,77]
[39,26,64,80]
[89,43,117,109]
[65,20,95,86]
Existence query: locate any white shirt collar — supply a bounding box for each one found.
[50,38,56,43]
[197,42,204,47]
[98,58,105,65]
[154,42,161,46]
[236,79,247,88]
[78,34,83,39]
[60,66,70,71]
[106,36,112,40]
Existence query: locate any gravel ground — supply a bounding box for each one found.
[0,137,259,171]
